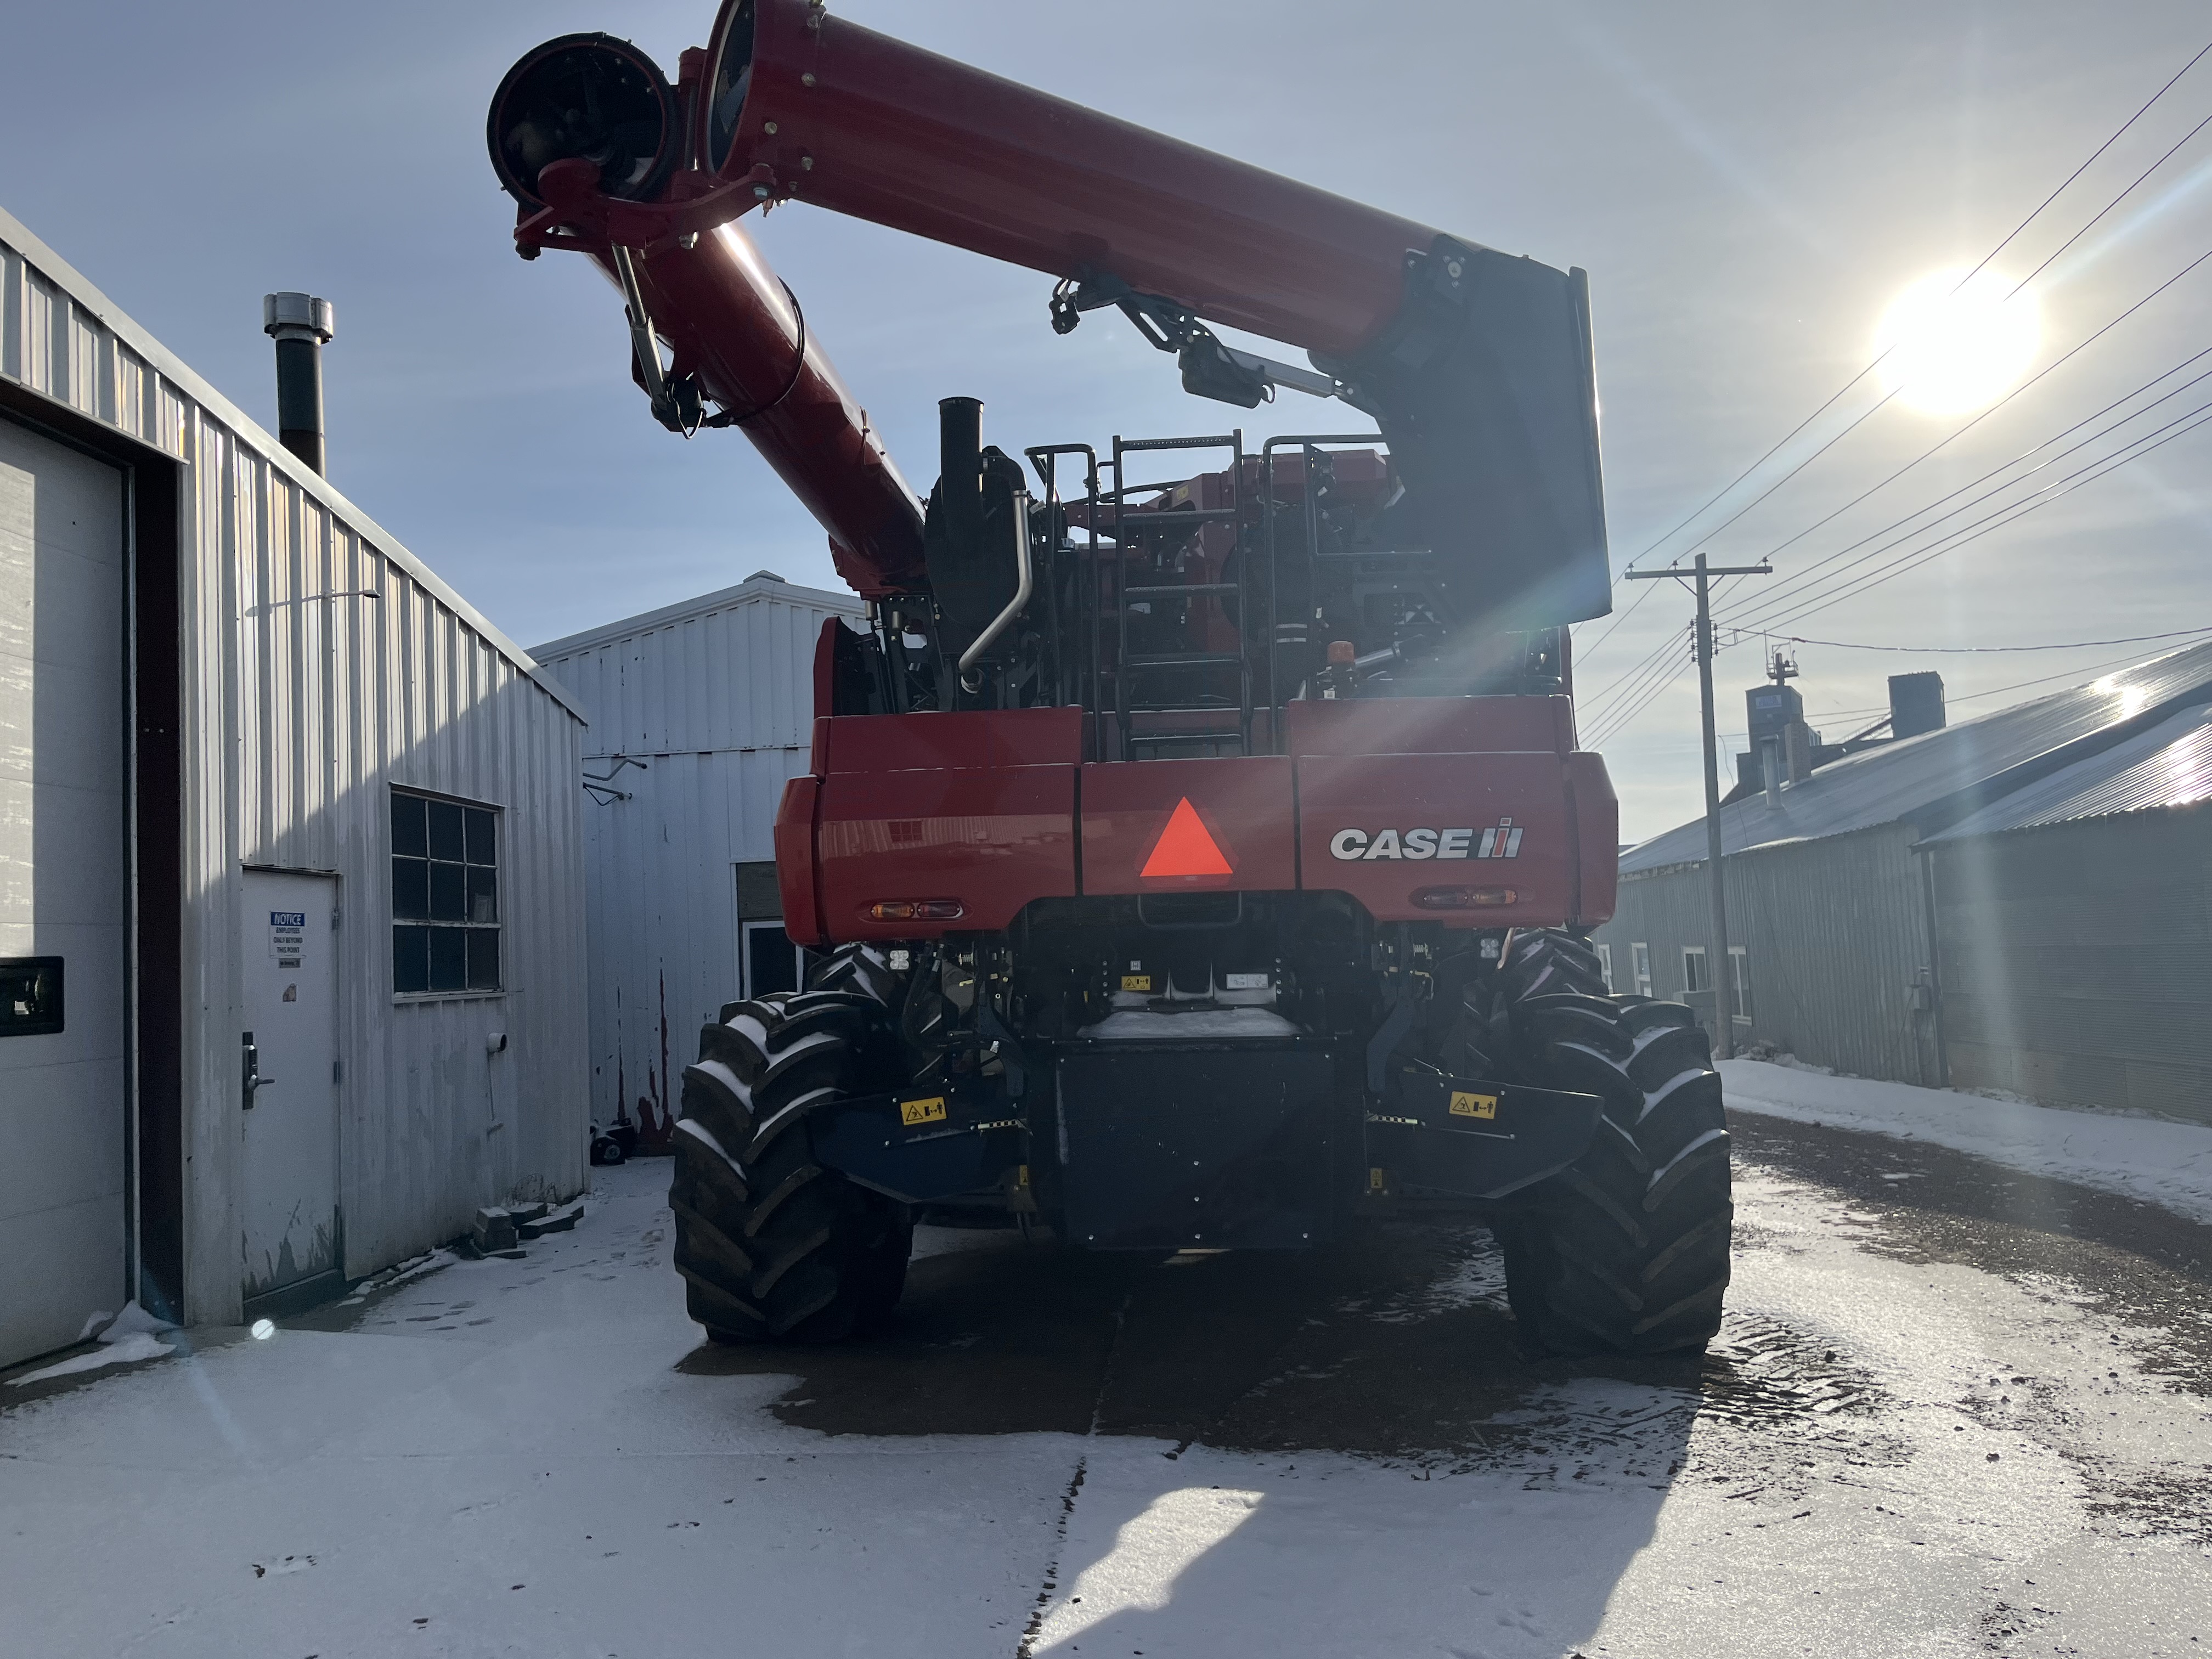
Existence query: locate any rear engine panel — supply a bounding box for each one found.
[778,696,1617,943]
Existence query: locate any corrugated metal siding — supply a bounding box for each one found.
[1594,823,1939,1085]
[3,213,590,1324]
[535,584,859,1133]
[1933,803,2212,1124]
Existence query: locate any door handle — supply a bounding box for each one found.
[242,1034,274,1108]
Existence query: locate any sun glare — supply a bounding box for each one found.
[1872,267,2041,415]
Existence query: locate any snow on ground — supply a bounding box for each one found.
[2,1154,2207,1657]
[1723,1057,2212,1226]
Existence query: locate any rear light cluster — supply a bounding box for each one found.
[1413,886,1518,910]
[865,898,966,922]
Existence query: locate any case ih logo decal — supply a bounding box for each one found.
[1328,820,1524,861]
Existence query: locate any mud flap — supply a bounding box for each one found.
[810,1085,1024,1204]
[1053,1044,1333,1249]
[1365,1071,1602,1200]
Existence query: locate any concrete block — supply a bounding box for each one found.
[472,1207,517,1253]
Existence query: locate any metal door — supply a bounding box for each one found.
[240,871,340,1304]
[0,418,127,1369]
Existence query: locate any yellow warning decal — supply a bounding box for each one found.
[1448,1090,1500,1121]
[1368,1167,1387,1191]
[1120,974,1153,992]
[899,1095,948,1127]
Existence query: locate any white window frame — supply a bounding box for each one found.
[1728,944,1752,1023]
[1631,942,1652,997]
[1595,941,1614,993]
[1682,945,1709,997]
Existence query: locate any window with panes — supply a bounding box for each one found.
[390,789,501,994]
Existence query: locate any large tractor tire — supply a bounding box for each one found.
[1477,929,1734,1356]
[669,946,913,1344]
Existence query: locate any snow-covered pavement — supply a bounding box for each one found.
[3,1127,2209,1658]
[1723,1058,2212,1225]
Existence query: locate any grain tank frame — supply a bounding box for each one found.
[488,0,1733,1355]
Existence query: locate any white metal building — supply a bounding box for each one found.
[1,206,591,1369]
[532,574,860,1145]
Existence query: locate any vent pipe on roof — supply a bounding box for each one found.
[262,292,335,476]
[1889,671,1946,740]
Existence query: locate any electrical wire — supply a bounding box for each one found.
[1571,577,1659,662]
[1601,31,2212,582]
[1583,631,1705,747]
[1735,625,2212,654]
[1577,625,1692,729]
[1572,40,2212,751]
[1585,654,1700,749]
[1714,268,2212,620]
[1716,354,2212,633]
[1746,394,2212,630]
[1583,659,1688,749]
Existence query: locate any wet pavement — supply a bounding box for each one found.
[4,1108,2208,1657]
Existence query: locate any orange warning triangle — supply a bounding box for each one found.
[1142,797,1234,878]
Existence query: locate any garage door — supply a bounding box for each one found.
[0,416,128,1369]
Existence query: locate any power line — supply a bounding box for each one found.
[1618,357,2212,731]
[1714,252,2212,625]
[1571,577,1660,662]
[1581,636,1693,740]
[1582,641,1694,743]
[1592,614,2212,752]
[1602,31,2212,582]
[1587,654,1700,749]
[1584,636,1704,747]
[1726,376,2212,635]
[2009,105,2212,293]
[1575,39,2212,748]
[1675,48,2212,620]
[1750,393,2212,630]
[1738,625,2212,654]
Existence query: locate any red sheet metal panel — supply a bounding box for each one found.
[820,707,1085,774]
[816,764,1076,938]
[1080,757,1298,895]
[1296,752,1575,927]
[773,775,825,947]
[1565,751,1620,927]
[1284,696,1574,758]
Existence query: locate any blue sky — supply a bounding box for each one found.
[4,1,2206,838]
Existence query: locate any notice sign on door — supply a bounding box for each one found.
[269,911,307,968]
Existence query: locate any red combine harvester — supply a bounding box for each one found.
[488,0,1731,1355]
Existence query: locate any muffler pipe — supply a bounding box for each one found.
[959,490,1034,689]
[938,394,985,552]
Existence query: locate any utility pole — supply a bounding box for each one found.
[1624,553,1771,1059]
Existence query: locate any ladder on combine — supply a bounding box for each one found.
[1025,430,1401,761]
[1108,432,1251,761]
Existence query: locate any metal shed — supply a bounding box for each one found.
[0,205,590,1368]
[1594,641,2212,1094]
[1922,704,2212,1124]
[531,574,861,1144]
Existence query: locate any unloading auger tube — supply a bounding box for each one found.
[486,4,1612,628]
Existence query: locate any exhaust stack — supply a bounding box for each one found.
[263,292,335,476]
